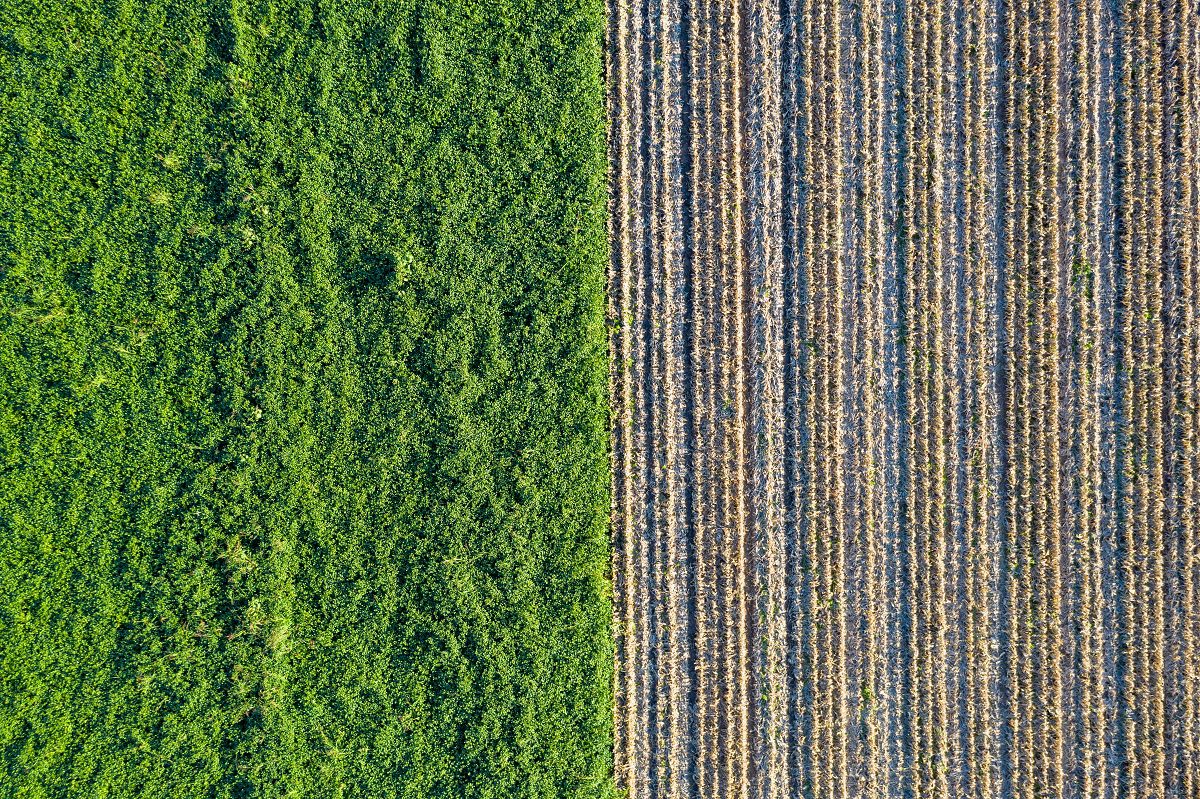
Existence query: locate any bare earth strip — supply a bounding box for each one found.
[606,0,1200,796]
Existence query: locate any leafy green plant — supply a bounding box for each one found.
[0,1,612,796]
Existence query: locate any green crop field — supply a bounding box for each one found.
[0,1,612,797]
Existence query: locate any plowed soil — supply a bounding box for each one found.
[607,0,1200,796]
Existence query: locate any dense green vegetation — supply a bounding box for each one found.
[0,1,611,796]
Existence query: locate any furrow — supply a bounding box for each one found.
[732,5,754,793]
[716,5,737,793]
[1114,0,1142,787]
[930,0,952,788]
[1001,0,1038,794]
[962,0,1000,789]
[1034,0,1065,789]
[855,0,888,790]
[1064,0,1107,786]
[899,0,925,789]
[740,0,785,794]
[1165,0,1198,790]
[1186,8,1200,783]
[647,0,674,790]
[1142,0,1169,792]
[1181,1,1200,791]
[795,0,820,786]
[609,0,635,789]
[778,0,805,794]
[719,4,747,795]
[658,0,693,794]
[693,3,720,798]
[626,0,655,794]
[830,0,851,791]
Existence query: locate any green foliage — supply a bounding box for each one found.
[0,0,612,796]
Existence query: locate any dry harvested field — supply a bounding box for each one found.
[606,0,1200,796]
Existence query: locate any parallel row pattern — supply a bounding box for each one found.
[608,0,1200,796]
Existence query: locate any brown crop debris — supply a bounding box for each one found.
[606,0,1200,796]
